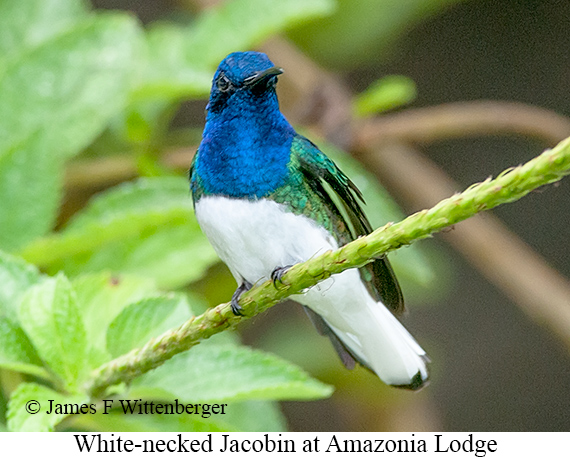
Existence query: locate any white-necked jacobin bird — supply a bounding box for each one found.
[190,51,429,389]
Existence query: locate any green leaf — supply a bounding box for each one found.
[0,317,48,379]
[184,0,336,68]
[18,274,90,390]
[0,386,6,431]
[106,294,192,358]
[22,178,219,289]
[222,401,286,432]
[132,345,333,402]
[131,0,335,101]
[0,13,143,250]
[7,383,88,432]
[0,134,64,252]
[0,13,142,160]
[71,224,218,289]
[132,24,212,100]
[0,0,88,58]
[72,272,158,352]
[354,75,417,117]
[0,251,41,320]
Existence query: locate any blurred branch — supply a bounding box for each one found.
[64,156,139,191]
[261,38,354,149]
[357,101,570,146]
[64,147,197,191]
[84,137,570,398]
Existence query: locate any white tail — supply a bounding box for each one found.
[300,268,429,390]
[327,296,429,389]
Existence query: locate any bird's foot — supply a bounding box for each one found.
[271,265,293,288]
[231,280,252,316]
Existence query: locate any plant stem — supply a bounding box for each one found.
[84,136,570,398]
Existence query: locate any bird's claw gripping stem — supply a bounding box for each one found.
[231,280,252,316]
[271,265,293,288]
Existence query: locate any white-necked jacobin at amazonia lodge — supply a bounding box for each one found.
[190,51,429,390]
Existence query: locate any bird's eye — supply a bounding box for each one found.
[216,75,233,92]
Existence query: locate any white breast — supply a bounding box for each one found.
[194,196,338,285]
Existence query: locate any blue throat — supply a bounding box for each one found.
[195,89,296,199]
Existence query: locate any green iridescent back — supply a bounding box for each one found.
[271,135,404,313]
[269,137,352,245]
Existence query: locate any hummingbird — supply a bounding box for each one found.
[190,51,429,389]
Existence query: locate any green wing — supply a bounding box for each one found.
[188,150,204,204]
[291,135,404,314]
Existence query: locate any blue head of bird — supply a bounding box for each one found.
[207,51,283,115]
[196,51,296,199]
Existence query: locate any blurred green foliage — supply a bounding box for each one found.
[0,0,445,432]
[288,0,465,69]
[354,75,417,116]
[22,178,220,288]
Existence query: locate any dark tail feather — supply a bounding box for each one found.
[303,305,371,371]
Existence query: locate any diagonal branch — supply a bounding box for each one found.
[354,142,570,347]
[84,136,570,399]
